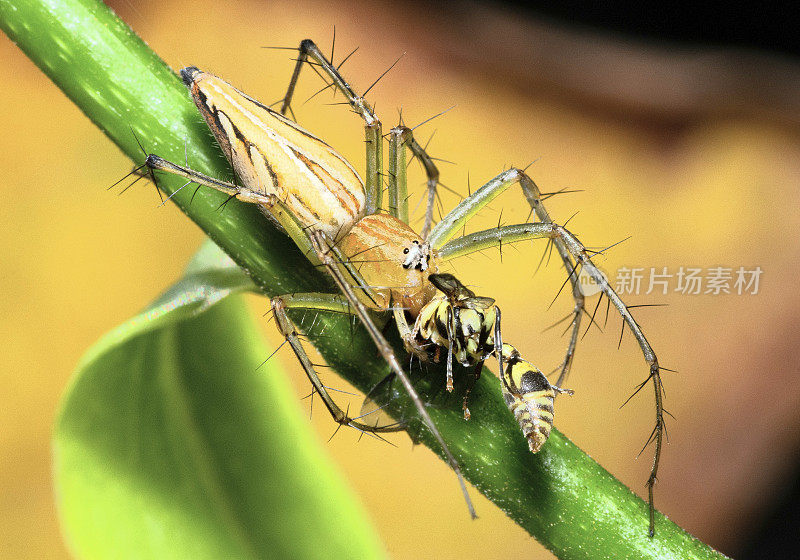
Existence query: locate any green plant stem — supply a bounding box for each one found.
[1,1,728,558]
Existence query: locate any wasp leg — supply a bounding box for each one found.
[438,218,664,537]
[462,361,484,421]
[445,306,456,392]
[271,293,404,433]
[309,229,477,520]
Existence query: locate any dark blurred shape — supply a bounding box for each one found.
[493,1,799,57]
[410,0,800,128]
[739,459,800,560]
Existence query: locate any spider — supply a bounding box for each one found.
[136,39,665,535]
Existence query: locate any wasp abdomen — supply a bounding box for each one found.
[502,351,556,453]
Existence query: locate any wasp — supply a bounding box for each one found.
[130,39,665,535]
[414,272,573,451]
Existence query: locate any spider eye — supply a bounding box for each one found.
[403,248,409,254]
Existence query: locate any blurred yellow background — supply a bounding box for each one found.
[2,1,800,558]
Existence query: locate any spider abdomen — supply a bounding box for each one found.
[182,67,366,240]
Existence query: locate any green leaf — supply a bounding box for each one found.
[53,241,386,560]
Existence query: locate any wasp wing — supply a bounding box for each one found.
[463,296,496,310]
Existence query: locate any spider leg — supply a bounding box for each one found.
[279,40,443,229]
[309,229,477,520]
[391,307,431,361]
[144,155,270,205]
[429,168,583,386]
[359,371,407,432]
[385,126,442,234]
[141,154,316,258]
[438,219,664,537]
[316,236,386,310]
[271,293,405,433]
[279,39,383,214]
[387,127,411,222]
[410,135,441,238]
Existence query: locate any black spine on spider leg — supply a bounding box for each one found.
[129,127,162,202]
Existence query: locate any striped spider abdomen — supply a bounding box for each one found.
[182,67,365,241]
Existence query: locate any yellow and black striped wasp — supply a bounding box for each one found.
[410,273,572,452]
